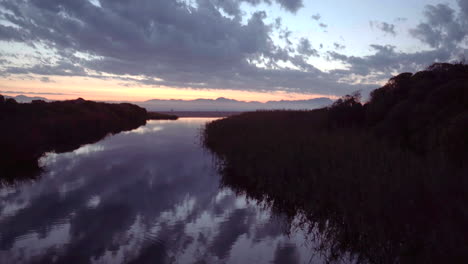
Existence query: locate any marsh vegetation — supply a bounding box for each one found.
[203,63,468,263]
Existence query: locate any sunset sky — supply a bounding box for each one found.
[0,0,467,102]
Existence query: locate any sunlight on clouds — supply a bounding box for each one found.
[87,0,101,8]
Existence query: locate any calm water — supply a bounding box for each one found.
[0,119,328,264]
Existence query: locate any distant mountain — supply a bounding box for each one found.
[1,94,334,111]
[139,97,333,111]
[4,95,49,103]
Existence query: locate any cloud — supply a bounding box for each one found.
[310,14,327,30]
[370,21,397,36]
[209,0,303,17]
[1,0,464,99]
[410,3,467,48]
[328,44,453,78]
[297,38,319,57]
[0,90,68,95]
[5,61,87,76]
[0,25,27,42]
[40,76,53,82]
[279,28,293,45]
[0,0,369,96]
[459,0,468,19]
[311,13,321,21]
[333,42,345,50]
[275,0,303,13]
[324,1,468,87]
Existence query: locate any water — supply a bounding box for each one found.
[0,119,326,264]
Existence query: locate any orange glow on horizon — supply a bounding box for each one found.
[0,75,336,102]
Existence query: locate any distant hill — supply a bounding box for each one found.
[138,97,333,111]
[1,95,333,111]
[4,95,50,103]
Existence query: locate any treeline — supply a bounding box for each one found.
[330,62,467,162]
[0,97,173,182]
[147,111,178,120]
[203,63,468,263]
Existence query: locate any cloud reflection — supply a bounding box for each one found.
[0,119,324,264]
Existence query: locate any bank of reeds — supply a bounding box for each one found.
[203,63,468,263]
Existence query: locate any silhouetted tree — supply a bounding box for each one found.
[328,91,364,127]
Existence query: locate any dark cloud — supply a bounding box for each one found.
[297,38,319,57]
[274,17,282,29]
[310,14,328,31]
[459,0,468,18]
[5,60,87,76]
[2,0,464,98]
[328,44,452,78]
[333,42,345,50]
[410,3,467,48]
[0,25,26,42]
[289,55,316,72]
[0,0,365,96]
[323,1,468,87]
[208,0,303,17]
[275,0,303,13]
[279,28,293,45]
[311,13,321,21]
[319,22,327,28]
[370,21,397,36]
[40,76,53,82]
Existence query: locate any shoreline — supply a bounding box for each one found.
[0,96,178,183]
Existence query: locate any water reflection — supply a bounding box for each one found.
[0,119,326,264]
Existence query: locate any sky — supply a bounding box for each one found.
[0,0,467,102]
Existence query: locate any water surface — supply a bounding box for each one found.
[0,118,327,264]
